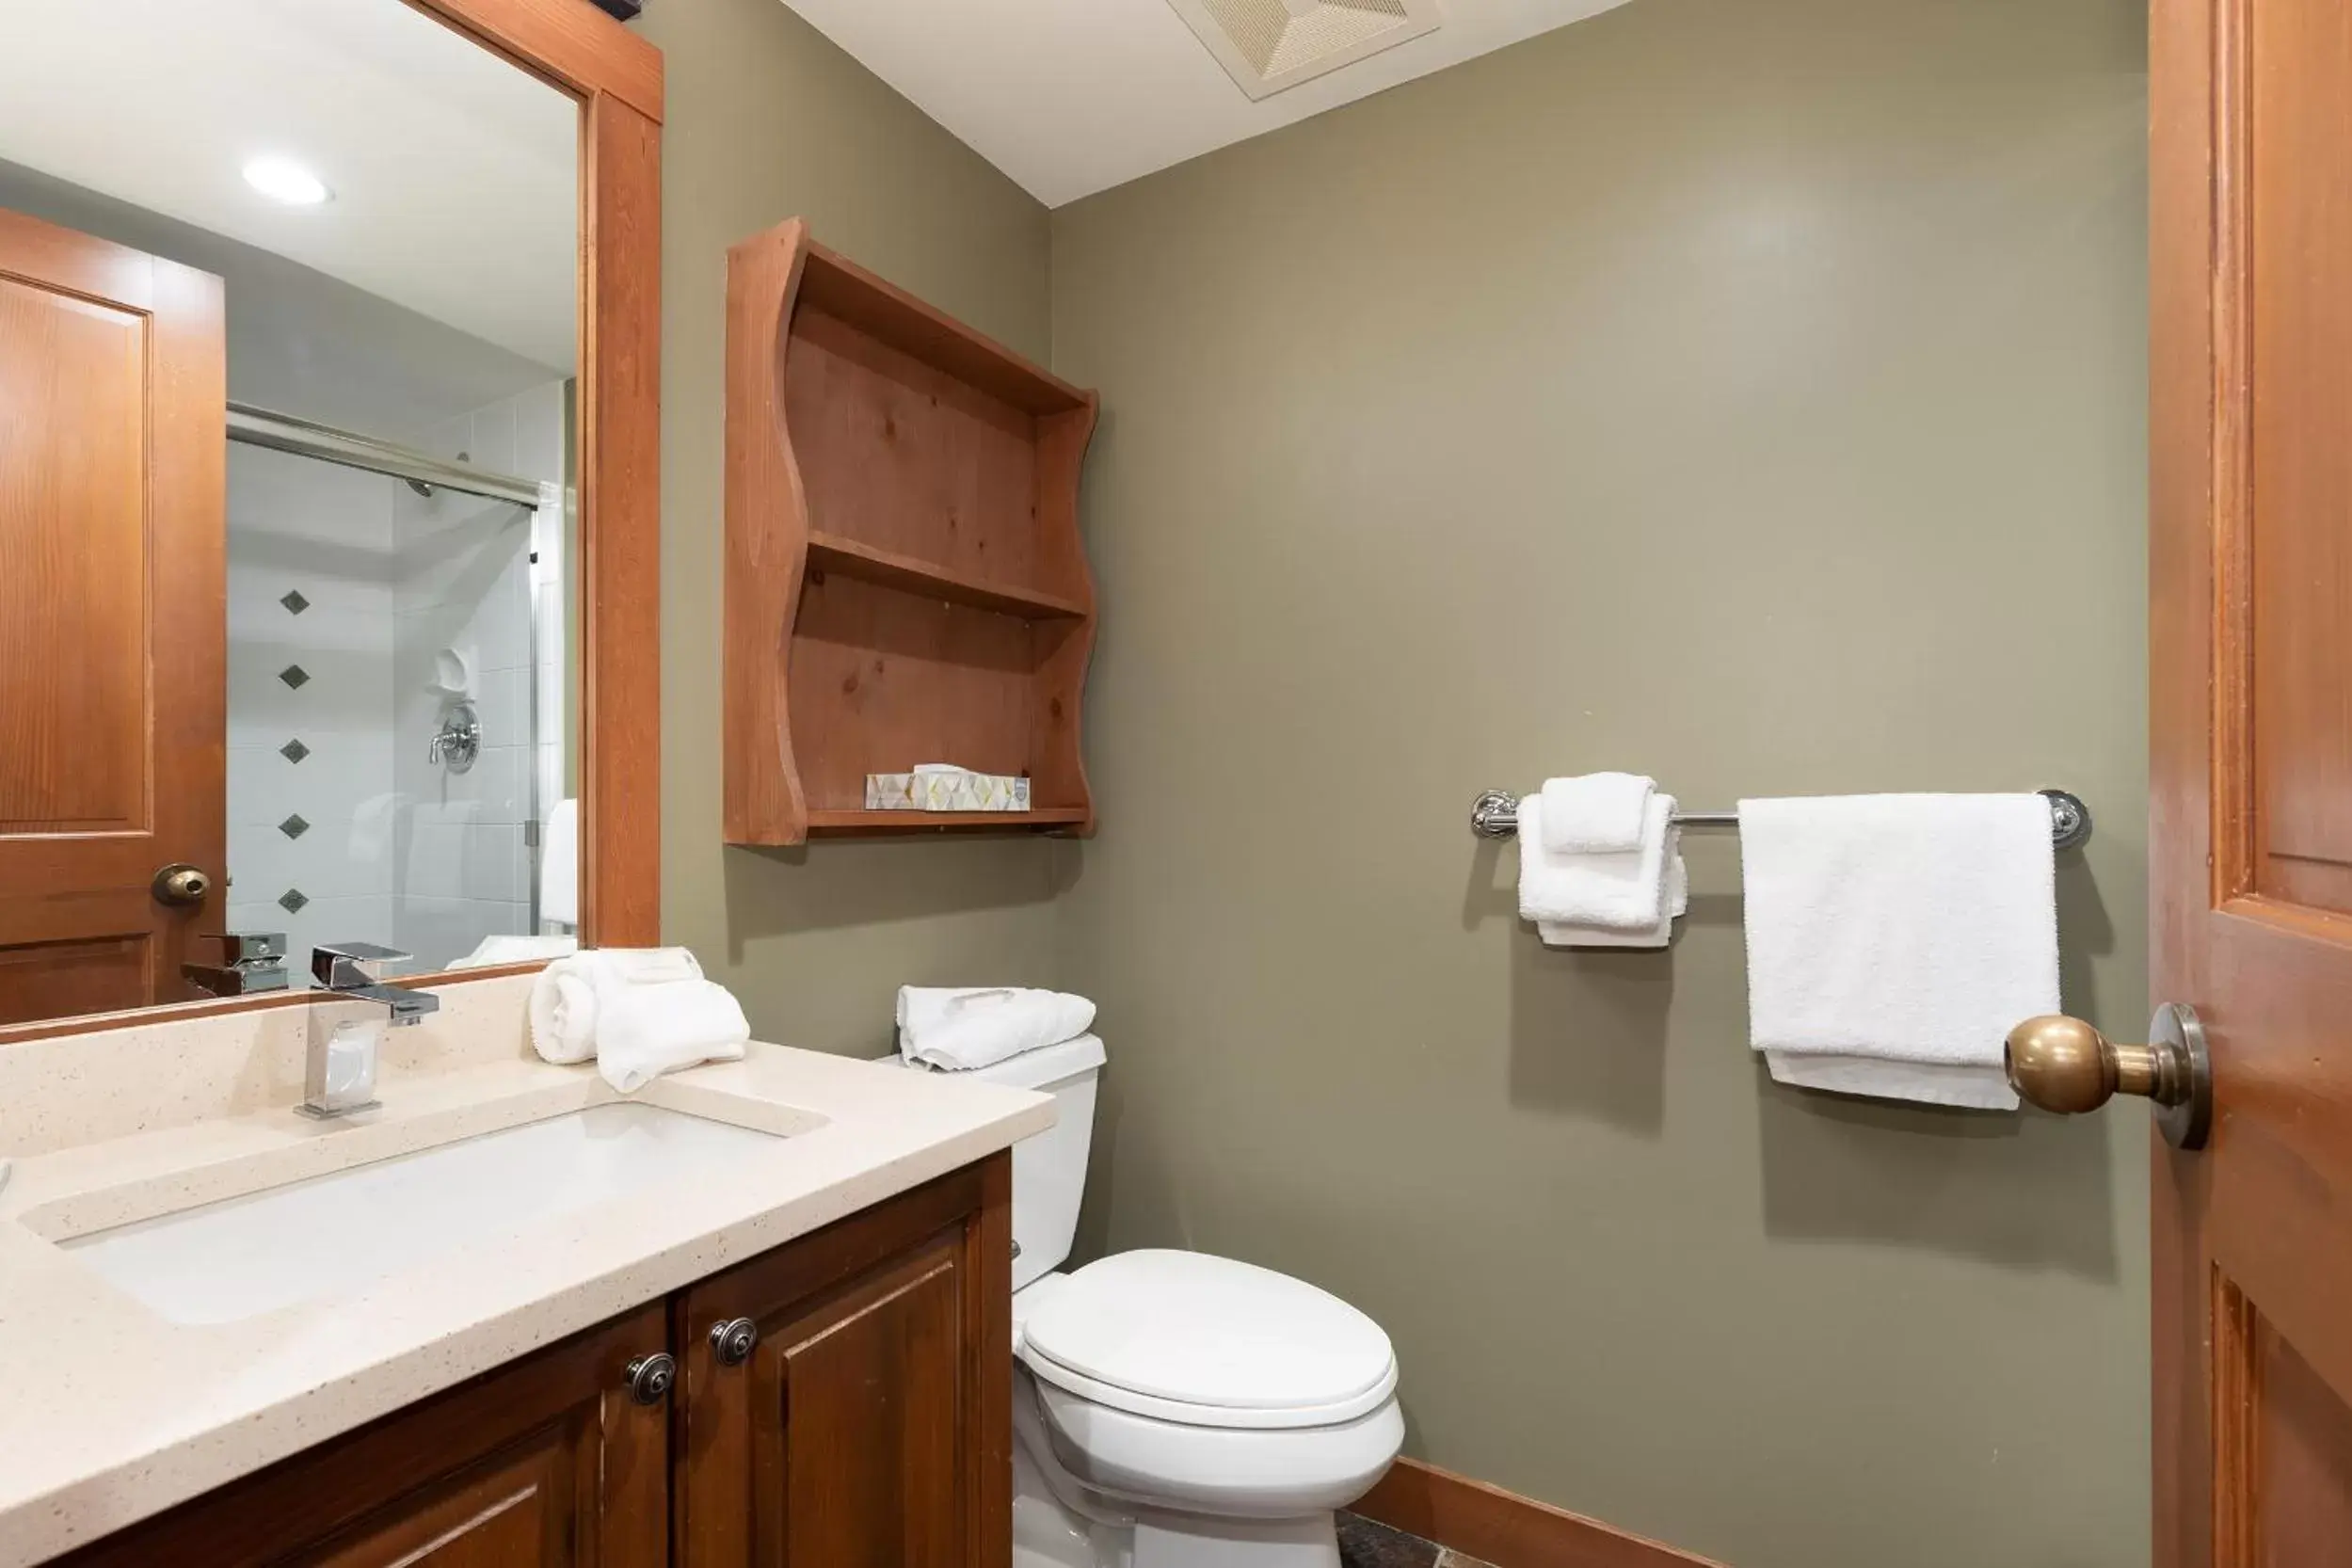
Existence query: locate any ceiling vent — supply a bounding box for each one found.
[1164,0,1442,101]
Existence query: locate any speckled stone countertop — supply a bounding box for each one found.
[0,981,1052,1566]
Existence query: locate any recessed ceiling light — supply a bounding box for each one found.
[242,156,332,206]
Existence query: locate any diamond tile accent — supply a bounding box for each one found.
[279,664,310,690]
[277,888,309,914]
[280,738,310,764]
[279,813,310,840]
[280,589,310,616]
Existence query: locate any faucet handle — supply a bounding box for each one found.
[311,941,412,989]
[202,932,286,965]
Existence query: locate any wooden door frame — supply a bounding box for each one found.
[0,0,662,1046]
[2147,0,2352,1559]
[2147,0,2210,1556]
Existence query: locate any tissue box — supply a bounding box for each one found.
[864,772,1032,812]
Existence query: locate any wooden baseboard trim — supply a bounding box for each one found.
[1354,1458,1730,1568]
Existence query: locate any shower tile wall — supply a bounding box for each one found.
[390,380,568,970]
[224,445,399,964]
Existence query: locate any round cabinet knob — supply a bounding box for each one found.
[624,1352,677,1406]
[710,1317,759,1368]
[2004,1002,2212,1150]
[152,863,211,907]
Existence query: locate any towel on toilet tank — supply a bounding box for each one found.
[1738,793,2058,1110]
[897,986,1097,1072]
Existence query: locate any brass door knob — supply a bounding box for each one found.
[151,863,211,906]
[2004,1003,2212,1150]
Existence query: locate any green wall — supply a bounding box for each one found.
[638,0,2153,1560]
[1047,0,2152,1563]
[637,0,1074,1057]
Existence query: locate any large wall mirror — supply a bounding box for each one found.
[0,0,660,1035]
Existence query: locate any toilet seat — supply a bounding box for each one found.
[1017,1250,1398,1431]
[1023,1368,1406,1522]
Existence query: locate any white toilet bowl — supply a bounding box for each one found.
[887,1035,1403,1567]
[1009,1251,1403,1568]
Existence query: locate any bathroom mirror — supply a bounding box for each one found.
[0,0,661,1033]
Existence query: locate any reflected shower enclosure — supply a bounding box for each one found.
[225,395,571,977]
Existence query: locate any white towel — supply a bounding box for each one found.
[897,986,1097,1072]
[1739,793,2058,1111]
[1540,774,1656,855]
[529,947,705,1065]
[1517,793,1679,933]
[598,980,751,1094]
[1539,849,1688,949]
[449,934,580,970]
[541,799,580,928]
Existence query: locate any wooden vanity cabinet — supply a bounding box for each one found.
[676,1153,1012,1568]
[54,1157,1011,1568]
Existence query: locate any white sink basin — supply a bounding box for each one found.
[63,1104,786,1326]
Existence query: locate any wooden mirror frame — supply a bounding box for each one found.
[0,0,661,1045]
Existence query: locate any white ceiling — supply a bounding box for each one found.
[0,0,577,372]
[776,0,1638,208]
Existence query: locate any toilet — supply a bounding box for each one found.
[933,1035,1404,1568]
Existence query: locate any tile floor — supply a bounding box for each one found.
[1336,1512,1498,1568]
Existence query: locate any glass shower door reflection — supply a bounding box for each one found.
[223,400,571,983]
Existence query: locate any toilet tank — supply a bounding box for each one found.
[949,1034,1104,1289]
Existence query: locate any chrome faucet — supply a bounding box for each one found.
[299,942,440,1119]
[183,932,291,998]
[312,942,441,1025]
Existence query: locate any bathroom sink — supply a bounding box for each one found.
[63,1104,785,1326]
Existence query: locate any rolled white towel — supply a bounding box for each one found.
[598,980,751,1094]
[897,986,1097,1072]
[528,948,707,1065]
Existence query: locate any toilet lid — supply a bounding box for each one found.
[1017,1250,1398,1431]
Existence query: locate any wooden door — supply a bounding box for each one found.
[2151,0,2352,1559]
[56,1304,671,1567]
[677,1157,1013,1568]
[0,207,225,1025]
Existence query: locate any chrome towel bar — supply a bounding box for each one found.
[1471,788,2092,852]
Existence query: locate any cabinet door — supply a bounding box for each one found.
[59,1304,671,1568]
[678,1155,1012,1568]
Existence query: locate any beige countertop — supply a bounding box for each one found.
[0,1012,1052,1566]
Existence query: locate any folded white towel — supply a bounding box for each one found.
[897,986,1097,1072]
[1739,793,2058,1111]
[529,948,706,1065]
[1539,846,1688,949]
[1761,1054,2024,1111]
[1517,792,1678,933]
[449,934,580,970]
[598,979,751,1095]
[1540,773,1656,855]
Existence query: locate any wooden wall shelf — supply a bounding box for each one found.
[805,533,1088,621]
[724,219,1099,846]
[804,808,1095,837]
